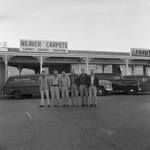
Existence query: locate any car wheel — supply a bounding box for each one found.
[24,94,32,98]
[97,87,106,96]
[127,87,137,95]
[13,91,22,99]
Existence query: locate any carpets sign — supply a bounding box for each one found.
[130,48,150,57]
[20,39,68,53]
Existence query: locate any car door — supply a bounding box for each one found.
[140,77,150,92]
[111,74,124,90]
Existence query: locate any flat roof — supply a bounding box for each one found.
[7,47,130,56]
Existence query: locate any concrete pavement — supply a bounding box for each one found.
[0,95,150,150]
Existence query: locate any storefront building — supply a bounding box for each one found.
[0,40,150,95]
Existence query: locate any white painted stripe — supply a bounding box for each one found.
[100,127,116,135]
[25,111,32,121]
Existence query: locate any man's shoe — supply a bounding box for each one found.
[90,104,93,107]
[39,105,44,108]
[48,105,51,107]
[53,105,57,107]
[63,105,66,107]
[81,104,85,107]
[67,105,69,107]
[94,104,97,107]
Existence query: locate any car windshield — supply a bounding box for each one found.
[113,75,121,80]
[141,78,148,82]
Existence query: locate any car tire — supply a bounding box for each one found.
[97,87,106,96]
[127,87,137,95]
[13,91,22,99]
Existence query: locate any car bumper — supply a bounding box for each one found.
[105,87,113,91]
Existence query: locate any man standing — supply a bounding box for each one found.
[60,71,70,107]
[38,70,50,107]
[87,69,99,107]
[78,69,88,107]
[50,70,60,107]
[69,68,79,107]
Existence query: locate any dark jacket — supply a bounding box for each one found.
[87,75,99,88]
[69,73,79,87]
[78,73,88,86]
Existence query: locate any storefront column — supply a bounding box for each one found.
[81,57,93,73]
[4,55,8,82]
[3,55,14,81]
[34,55,48,74]
[40,55,43,73]
[123,58,132,75]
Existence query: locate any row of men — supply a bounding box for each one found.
[38,68,99,107]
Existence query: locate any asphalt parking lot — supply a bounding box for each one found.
[0,94,150,150]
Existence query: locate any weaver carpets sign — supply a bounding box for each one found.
[130,48,150,57]
[20,39,68,53]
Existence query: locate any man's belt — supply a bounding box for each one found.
[52,85,59,86]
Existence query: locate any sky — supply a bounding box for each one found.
[0,0,150,52]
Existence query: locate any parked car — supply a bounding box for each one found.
[123,75,150,92]
[2,74,51,99]
[95,73,141,95]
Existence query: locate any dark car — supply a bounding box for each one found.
[123,75,150,92]
[95,73,141,95]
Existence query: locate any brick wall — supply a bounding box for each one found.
[0,61,5,95]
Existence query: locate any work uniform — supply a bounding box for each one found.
[50,75,60,106]
[69,73,79,106]
[78,73,88,106]
[87,75,99,106]
[38,76,50,106]
[60,75,70,106]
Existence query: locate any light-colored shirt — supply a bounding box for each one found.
[91,75,94,85]
[50,75,60,86]
[38,76,50,90]
[60,75,70,88]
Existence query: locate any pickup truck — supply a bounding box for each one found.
[95,73,141,95]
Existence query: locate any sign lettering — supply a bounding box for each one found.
[130,48,150,57]
[20,39,68,53]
